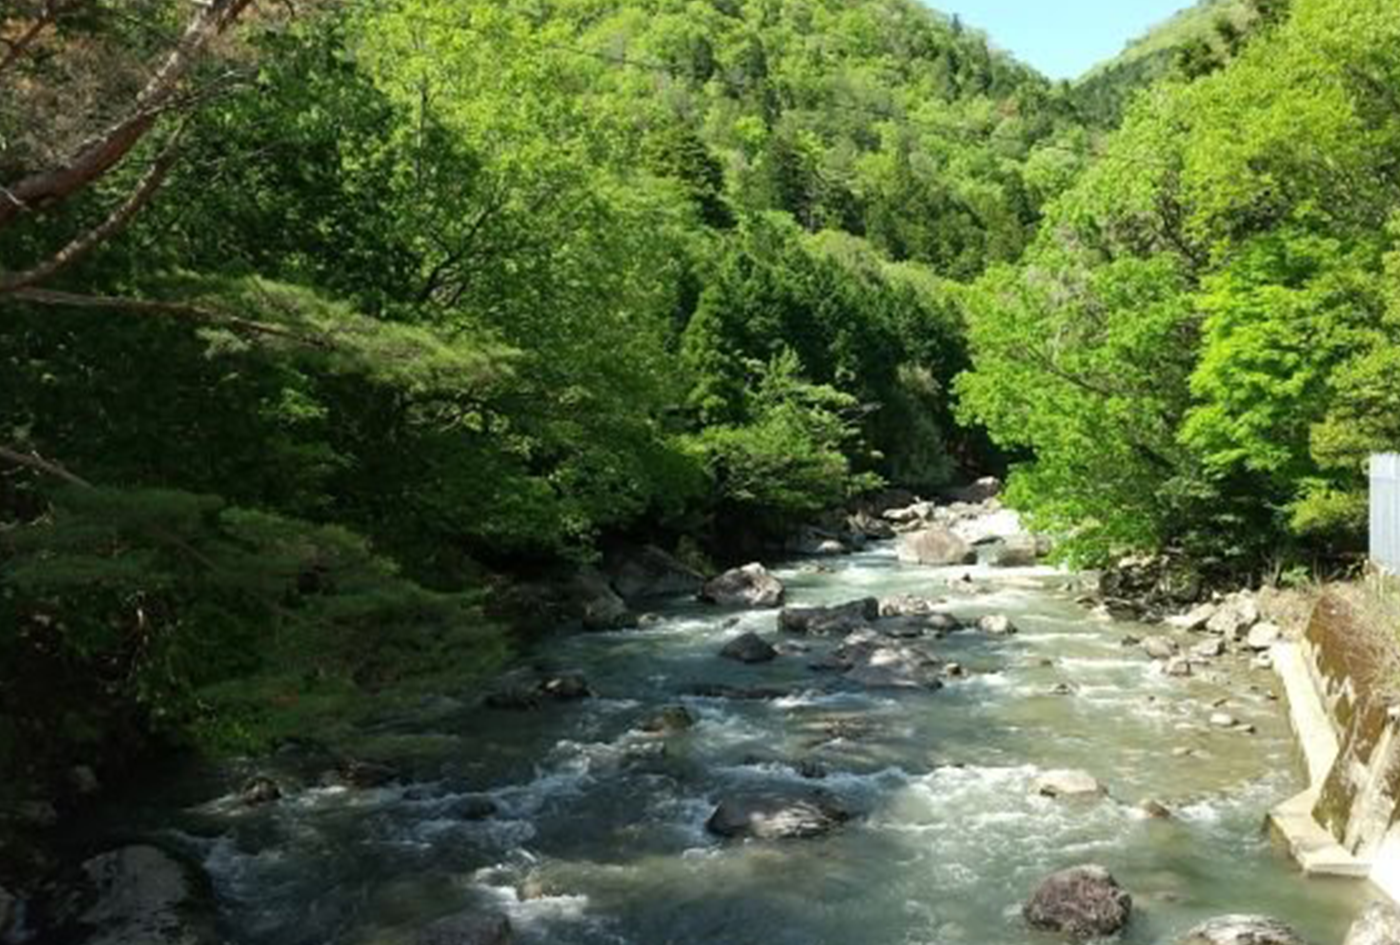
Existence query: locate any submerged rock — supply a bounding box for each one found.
[779,598,879,635]
[1178,915,1306,945]
[700,563,786,609]
[1023,864,1132,938]
[706,793,851,840]
[898,526,977,566]
[59,845,216,945]
[683,683,793,701]
[1139,799,1173,819]
[1034,770,1107,800]
[239,776,282,806]
[640,705,697,735]
[417,911,514,945]
[720,632,778,664]
[1345,902,1400,945]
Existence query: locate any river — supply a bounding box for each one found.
[95,544,1370,944]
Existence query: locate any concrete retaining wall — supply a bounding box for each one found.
[1270,590,1400,898]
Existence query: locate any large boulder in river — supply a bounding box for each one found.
[573,567,635,631]
[1023,865,1132,939]
[607,545,703,602]
[1034,770,1107,800]
[700,564,785,608]
[1178,916,1306,945]
[779,598,879,635]
[706,793,851,840]
[55,845,216,945]
[417,912,514,945]
[989,534,1040,567]
[898,527,976,566]
[720,632,778,664]
[843,643,944,690]
[1345,903,1400,945]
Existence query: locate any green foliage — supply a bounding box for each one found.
[962,0,1400,571]
[683,350,880,529]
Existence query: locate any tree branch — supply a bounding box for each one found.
[0,444,92,488]
[0,129,185,294]
[6,287,333,348]
[0,0,254,231]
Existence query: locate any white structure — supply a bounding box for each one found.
[1373,453,1400,575]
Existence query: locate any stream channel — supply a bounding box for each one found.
[94,544,1372,944]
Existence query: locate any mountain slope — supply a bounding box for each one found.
[1074,0,1250,124]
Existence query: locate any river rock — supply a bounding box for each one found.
[683,683,792,701]
[701,564,786,609]
[607,545,704,602]
[1209,712,1239,729]
[1344,902,1400,945]
[1206,595,1261,641]
[788,526,848,557]
[1245,622,1282,651]
[1178,915,1306,945]
[1192,638,1226,659]
[574,567,635,631]
[977,614,1018,635]
[706,793,851,840]
[1169,602,1219,632]
[898,527,976,566]
[63,845,216,945]
[883,501,935,525]
[1023,864,1132,938]
[640,705,697,734]
[843,643,945,690]
[720,632,778,664]
[1143,637,1179,660]
[486,671,593,710]
[240,776,282,806]
[338,759,398,789]
[944,476,1003,504]
[1163,657,1194,677]
[879,594,945,617]
[989,534,1039,567]
[954,509,1027,546]
[1034,770,1107,800]
[879,612,962,638]
[418,911,514,945]
[779,598,879,635]
[1140,799,1173,819]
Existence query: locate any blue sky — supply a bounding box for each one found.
[930,0,1194,79]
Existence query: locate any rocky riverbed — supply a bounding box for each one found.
[7,513,1387,945]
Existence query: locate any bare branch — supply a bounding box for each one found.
[0,0,255,231]
[0,444,92,488]
[0,129,185,294]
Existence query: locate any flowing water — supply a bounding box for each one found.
[99,545,1372,944]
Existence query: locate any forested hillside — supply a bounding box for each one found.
[961,0,1400,575]
[0,0,1086,792]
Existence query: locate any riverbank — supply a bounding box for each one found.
[2,499,1377,945]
